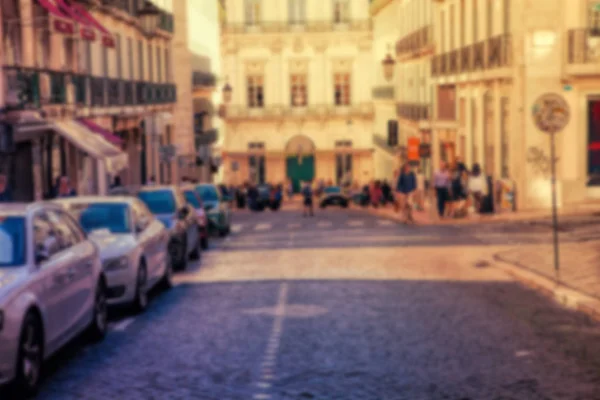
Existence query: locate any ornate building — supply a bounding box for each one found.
[0,0,181,200]
[219,0,373,190]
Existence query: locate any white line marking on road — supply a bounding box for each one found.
[253,282,288,398]
[287,222,301,229]
[348,220,365,227]
[255,223,272,231]
[231,224,243,233]
[515,350,532,357]
[111,317,135,332]
[317,221,332,228]
[377,219,394,226]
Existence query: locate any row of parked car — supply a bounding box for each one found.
[0,183,232,397]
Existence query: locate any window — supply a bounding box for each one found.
[70,203,131,234]
[147,44,153,81]
[248,142,265,150]
[500,97,509,178]
[487,0,493,38]
[46,210,78,250]
[590,1,600,34]
[33,2,49,67]
[289,0,305,23]
[137,40,144,80]
[245,0,261,25]
[79,40,92,73]
[333,0,349,23]
[138,190,176,215]
[503,0,510,34]
[183,190,202,209]
[290,74,307,106]
[249,155,266,184]
[334,141,352,186]
[127,38,133,79]
[460,0,465,47]
[334,73,351,106]
[115,34,122,78]
[471,98,478,164]
[0,216,26,267]
[247,75,264,108]
[33,213,59,261]
[132,200,151,231]
[195,185,220,202]
[165,48,171,81]
[440,10,445,52]
[157,47,162,82]
[102,45,109,77]
[473,0,478,42]
[450,5,455,49]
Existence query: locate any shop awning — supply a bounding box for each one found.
[77,118,123,146]
[36,0,75,35]
[51,120,128,175]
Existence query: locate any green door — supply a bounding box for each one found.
[286,155,315,193]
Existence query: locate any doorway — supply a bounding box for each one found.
[285,135,316,192]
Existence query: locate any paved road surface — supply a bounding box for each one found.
[11,208,600,399]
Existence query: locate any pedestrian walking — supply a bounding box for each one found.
[302,181,314,217]
[468,163,486,214]
[369,180,383,208]
[433,162,450,218]
[448,163,468,218]
[396,163,417,223]
[0,173,12,202]
[381,180,392,206]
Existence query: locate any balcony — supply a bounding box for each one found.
[430,34,512,78]
[2,66,177,112]
[396,103,430,121]
[395,25,433,59]
[221,19,371,34]
[372,85,395,100]
[158,11,174,33]
[192,71,217,89]
[223,103,374,120]
[195,128,219,146]
[566,28,600,76]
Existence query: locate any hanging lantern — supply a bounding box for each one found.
[138,1,161,37]
[222,83,233,104]
[382,53,396,82]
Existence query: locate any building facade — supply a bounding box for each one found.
[220,0,374,191]
[0,0,179,200]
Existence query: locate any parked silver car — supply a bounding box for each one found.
[0,203,107,396]
[56,196,172,312]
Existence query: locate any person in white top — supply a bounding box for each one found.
[468,163,487,213]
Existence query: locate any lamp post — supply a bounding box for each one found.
[381,44,396,82]
[138,1,161,37]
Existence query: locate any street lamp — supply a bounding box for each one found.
[222,83,233,104]
[381,44,396,82]
[138,1,161,37]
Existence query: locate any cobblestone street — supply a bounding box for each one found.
[14,208,600,399]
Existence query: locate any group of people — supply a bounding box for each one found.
[0,173,77,203]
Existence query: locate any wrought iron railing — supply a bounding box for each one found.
[1,66,177,110]
[566,28,600,64]
[221,19,371,34]
[372,86,395,99]
[395,25,433,56]
[396,103,429,121]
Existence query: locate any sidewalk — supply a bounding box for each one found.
[360,198,600,226]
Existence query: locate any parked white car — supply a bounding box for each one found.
[0,202,107,396]
[55,196,171,312]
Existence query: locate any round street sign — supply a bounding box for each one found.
[531,93,570,134]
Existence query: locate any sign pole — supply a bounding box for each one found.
[549,130,560,282]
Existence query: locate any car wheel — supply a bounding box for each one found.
[169,239,187,271]
[189,233,201,261]
[160,260,174,291]
[87,280,108,341]
[14,312,43,397]
[341,201,349,208]
[200,236,209,250]
[132,263,148,313]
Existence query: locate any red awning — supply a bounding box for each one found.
[68,2,115,47]
[77,119,123,146]
[36,0,75,34]
[54,0,96,41]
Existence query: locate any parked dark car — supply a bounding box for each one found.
[182,186,210,250]
[320,186,350,208]
[195,184,232,236]
[137,186,201,270]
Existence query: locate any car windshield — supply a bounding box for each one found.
[71,203,131,234]
[196,185,220,202]
[0,216,26,267]
[184,191,202,209]
[138,190,176,214]
[324,187,341,194]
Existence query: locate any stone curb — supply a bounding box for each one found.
[489,254,600,322]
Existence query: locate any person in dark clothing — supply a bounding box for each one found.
[433,162,451,218]
[55,176,77,198]
[396,163,417,223]
[302,181,314,217]
[111,176,122,189]
[381,180,392,205]
[0,174,12,202]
